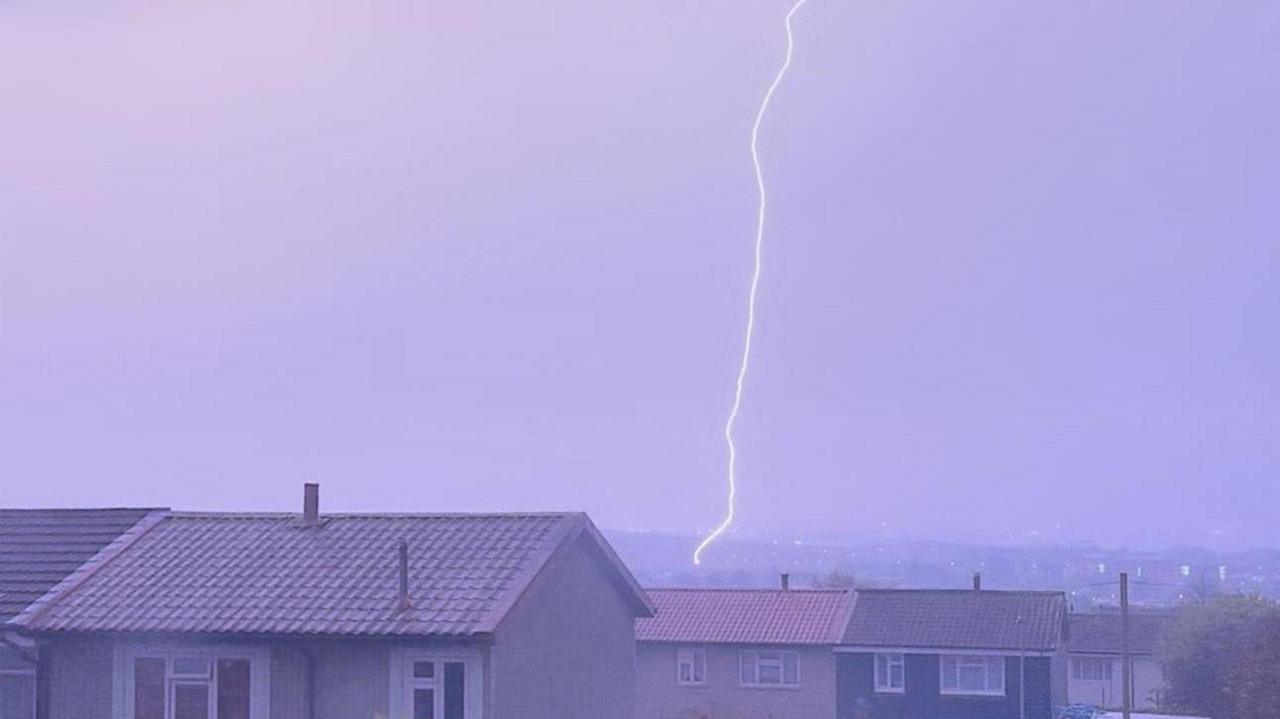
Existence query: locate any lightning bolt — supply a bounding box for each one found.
[694,0,812,565]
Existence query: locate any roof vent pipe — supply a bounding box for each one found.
[302,483,320,526]
[781,573,790,591]
[398,541,411,611]
[973,572,982,591]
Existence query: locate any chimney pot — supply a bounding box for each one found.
[781,573,790,591]
[973,572,982,591]
[303,483,320,525]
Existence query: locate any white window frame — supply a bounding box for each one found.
[676,648,707,686]
[874,652,905,693]
[389,646,484,719]
[111,641,271,719]
[0,669,38,719]
[939,654,1005,697]
[739,650,800,688]
[1071,655,1114,682]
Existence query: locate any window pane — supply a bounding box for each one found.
[958,664,986,690]
[692,653,705,683]
[173,657,212,678]
[414,689,435,719]
[0,675,36,719]
[940,657,957,689]
[890,662,904,688]
[679,662,691,682]
[875,654,887,686]
[414,661,436,679]
[740,652,756,683]
[444,662,465,719]
[758,663,782,684]
[217,659,252,719]
[783,653,798,684]
[174,684,210,719]
[134,658,166,719]
[987,658,1004,691]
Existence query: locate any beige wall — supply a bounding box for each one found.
[1066,654,1163,710]
[634,643,836,719]
[490,534,639,719]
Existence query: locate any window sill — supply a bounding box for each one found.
[940,690,1006,698]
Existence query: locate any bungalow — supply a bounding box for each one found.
[836,588,1069,719]
[8,485,654,719]
[1,508,164,719]
[634,583,854,719]
[1067,612,1172,711]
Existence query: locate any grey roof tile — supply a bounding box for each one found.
[842,589,1067,652]
[16,511,648,637]
[0,509,159,622]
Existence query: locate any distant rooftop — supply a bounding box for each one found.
[0,508,161,622]
[1069,612,1174,656]
[637,588,853,646]
[842,589,1068,652]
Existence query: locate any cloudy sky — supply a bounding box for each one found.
[2,1,1277,551]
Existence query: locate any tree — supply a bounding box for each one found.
[1160,595,1280,719]
[1229,612,1280,719]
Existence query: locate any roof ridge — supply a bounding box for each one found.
[164,511,585,519]
[855,588,1066,596]
[645,587,851,594]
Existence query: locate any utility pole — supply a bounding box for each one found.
[1121,571,1131,719]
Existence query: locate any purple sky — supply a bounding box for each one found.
[2,1,1277,550]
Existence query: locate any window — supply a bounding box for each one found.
[739,650,799,687]
[874,653,905,693]
[128,649,261,716]
[1072,656,1113,682]
[406,659,466,719]
[676,649,706,686]
[939,655,1005,696]
[1,672,37,719]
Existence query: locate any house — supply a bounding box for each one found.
[1,508,164,719]
[634,583,854,719]
[836,588,1069,719]
[8,485,654,719]
[1067,612,1172,710]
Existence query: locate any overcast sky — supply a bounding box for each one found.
[2,1,1277,551]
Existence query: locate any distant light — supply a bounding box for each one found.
[1180,565,1191,577]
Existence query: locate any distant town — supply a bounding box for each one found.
[609,530,1280,607]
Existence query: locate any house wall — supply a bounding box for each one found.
[634,643,837,719]
[38,634,484,719]
[1066,654,1163,710]
[490,533,638,719]
[836,653,1054,719]
[41,636,113,719]
[1,641,38,719]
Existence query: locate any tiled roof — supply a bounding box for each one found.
[0,509,160,622]
[842,589,1067,652]
[16,511,651,636]
[636,589,853,646]
[1069,613,1173,656]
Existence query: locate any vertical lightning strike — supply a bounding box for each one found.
[694,0,811,565]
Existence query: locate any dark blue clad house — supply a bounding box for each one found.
[836,588,1069,719]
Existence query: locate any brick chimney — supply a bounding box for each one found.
[302,483,320,526]
[972,572,982,591]
[781,573,790,591]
